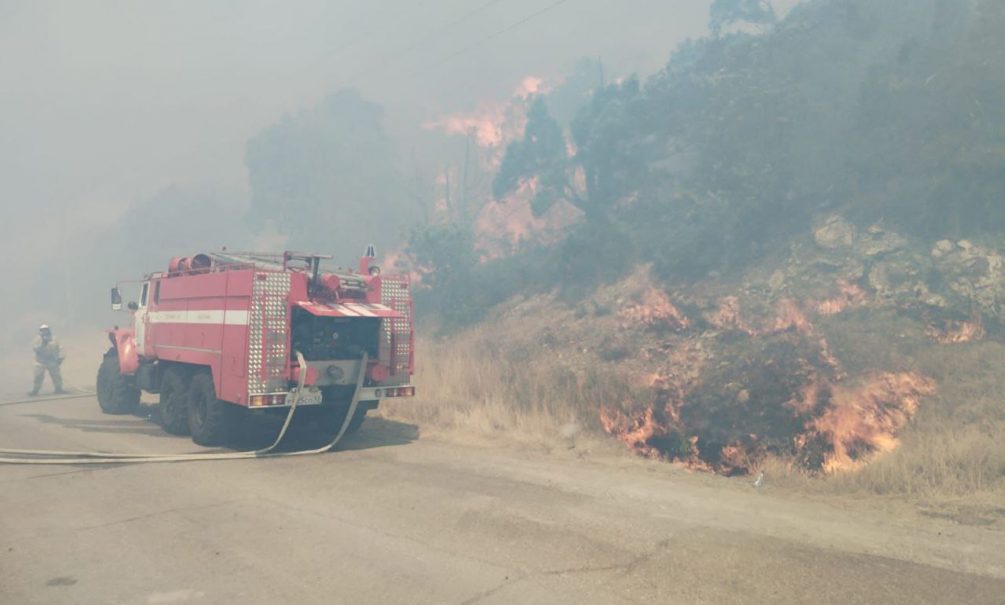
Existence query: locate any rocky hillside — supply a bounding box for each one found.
[394,0,1005,497]
[393,215,1004,502]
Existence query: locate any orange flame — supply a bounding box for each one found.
[927,317,986,344]
[620,288,690,331]
[423,75,581,260]
[707,296,756,334]
[473,178,581,260]
[816,281,869,316]
[424,76,545,154]
[809,372,935,473]
[772,298,814,334]
[603,370,932,475]
[602,290,932,474]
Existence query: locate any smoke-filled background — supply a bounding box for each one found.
[2,0,1003,494]
[0,0,717,385]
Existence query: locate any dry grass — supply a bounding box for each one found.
[830,339,1005,499]
[753,336,1005,515]
[829,424,1005,496]
[381,333,637,452]
[386,319,1005,513]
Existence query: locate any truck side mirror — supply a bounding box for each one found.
[111,287,122,311]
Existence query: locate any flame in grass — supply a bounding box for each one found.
[707,296,756,334]
[927,316,986,344]
[816,281,869,316]
[804,372,935,473]
[599,342,709,468]
[772,298,815,334]
[602,292,935,475]
[602,369,933,475]
[620,288,690,331]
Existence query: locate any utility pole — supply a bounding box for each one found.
[443,166,452,218]
[461,130,472,222]
[58,211,74,325]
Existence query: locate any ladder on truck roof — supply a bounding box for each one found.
[207,251,369,294]
[208,251,333,272]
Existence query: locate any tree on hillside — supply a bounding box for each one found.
[850,0,1005,236]
[419,0,1005,313]
[570,76,652,212]
[245,89,420,259]
[483,0,1005,284]
[709,0,777,36]
[546,57,606,128]
[493,97,586,217]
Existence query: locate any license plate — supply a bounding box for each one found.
[290,388,323,405]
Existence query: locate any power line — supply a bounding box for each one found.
[412,0,572,75]
[342,0,510,86]
[377,0,509,64]
[344,0,574,87]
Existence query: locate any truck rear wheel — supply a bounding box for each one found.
[343,404,370,435]
[187,372,235,446]
[158,367,190,435]
[313,401,370,436]
[96,349,140,415]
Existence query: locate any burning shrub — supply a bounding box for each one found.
[602,303,936,475]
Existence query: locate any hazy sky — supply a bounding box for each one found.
[0,1,716,235]
[0,0,802,352]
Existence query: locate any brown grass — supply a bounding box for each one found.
[381,334,639,452]
[807,313,1005,501]
[385,320,1005,512]
[829,339,1005,498]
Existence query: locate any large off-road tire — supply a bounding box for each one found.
[187,371,235,446]
[158,366,191,435]
[96,349,140,415]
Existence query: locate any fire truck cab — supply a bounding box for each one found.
[98,250,415,446]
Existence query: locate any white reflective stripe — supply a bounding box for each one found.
[225,310,249,325]
[331,305,358,317]
[147,310,249,326]
[343,303,376,317]
[154,344,222,355]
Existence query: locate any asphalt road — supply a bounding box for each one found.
[1,394,1003,605]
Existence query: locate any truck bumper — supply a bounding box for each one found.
[250,385,415,408]
[358,385,416,400]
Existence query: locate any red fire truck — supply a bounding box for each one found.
[98,250,414,446]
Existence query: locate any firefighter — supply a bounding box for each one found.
[29,324,66,396]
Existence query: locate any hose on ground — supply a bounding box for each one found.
[0,392,97,407]
[0,351,368,465]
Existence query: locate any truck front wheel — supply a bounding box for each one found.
[187,372,234,446]
[96,349,140,415]
[159,366,191,435]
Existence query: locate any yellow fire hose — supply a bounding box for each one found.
[0,351,367,465]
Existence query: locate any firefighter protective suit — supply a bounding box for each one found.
[31,331,65,395]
